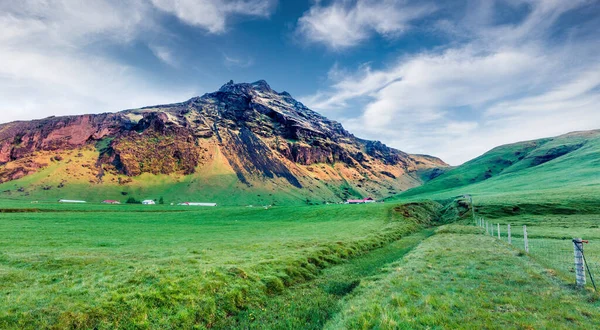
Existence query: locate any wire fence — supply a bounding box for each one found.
[474,217,599,291]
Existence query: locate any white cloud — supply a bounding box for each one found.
[0,0,275,123]
[149,44,179,67]
[302,0,600,165]
[296,0,436,49]
[150,0,277,34]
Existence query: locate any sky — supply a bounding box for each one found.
[1,0,599,165]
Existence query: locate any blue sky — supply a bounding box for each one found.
[1,0,599,164]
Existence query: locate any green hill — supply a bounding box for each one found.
[394,129,600,204]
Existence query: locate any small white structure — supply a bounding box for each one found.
[346,197,376,204]
[178,202,217,207]
[59,199,87,203]
[142,200,156,205]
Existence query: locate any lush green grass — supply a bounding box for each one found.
[477,212,600,290]
[216,230,434,329]
[395,130,600,205]
[326,225,600,329]
[0,202,439,329]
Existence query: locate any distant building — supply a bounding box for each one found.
[346,197,376,204]
[178,202,217,207]
[142,200,156,205]
[58,199,86,203]
[102,200,121,205]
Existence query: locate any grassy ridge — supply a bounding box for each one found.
[0,202,441,329]
[326,225,600,329]
[396,130,600,204]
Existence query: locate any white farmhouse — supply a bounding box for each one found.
[178,202,217,207]
[58,199,87,203]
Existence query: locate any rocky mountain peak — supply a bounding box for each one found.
[217,79,274,96]
[0,81,448,203]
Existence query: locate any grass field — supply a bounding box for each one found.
[3,195,600,329]
[0,201,441,329]
[326,225,600,329]
[475,210,600,290]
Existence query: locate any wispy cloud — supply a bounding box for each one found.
[149,44,179,67]
[302,0,600,164]
[150,0,277,34]
[296,0,436,50]
[223,54,254,69]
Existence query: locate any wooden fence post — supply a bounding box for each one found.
[497,223,500,239]
[523,225,529,253]
[573,238,586,287]
[507,224,511,245]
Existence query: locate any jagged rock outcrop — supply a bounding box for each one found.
[0,80,447,201]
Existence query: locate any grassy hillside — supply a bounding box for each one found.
[0,146,376,206]
[395,130,600,204]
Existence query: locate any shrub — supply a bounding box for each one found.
[126,197,141,204]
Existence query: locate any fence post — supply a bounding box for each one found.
[523,225,529,253]
[573,238,586,287]
[497,223,500,239]
[491,223,494,237]
[507,224,512,245]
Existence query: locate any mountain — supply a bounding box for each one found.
[395,129,600,204]
[0,80,446,205]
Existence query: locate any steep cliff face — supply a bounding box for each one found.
[0,80,447,204]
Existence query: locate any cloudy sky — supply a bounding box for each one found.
[1,0,599,164]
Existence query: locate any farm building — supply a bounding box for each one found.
[102,200,121,205]
[346,197,376,204]
[178,202,217,207]
[142,200,156,205]
[58,199,86,203]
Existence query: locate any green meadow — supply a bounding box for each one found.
[2,131,600,329]
[0,201,439,329]
[2,193,600,329]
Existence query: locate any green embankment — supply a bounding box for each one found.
[218,230,434,329]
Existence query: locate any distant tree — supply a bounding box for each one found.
[126,197,141,204]
[159,197,165,205]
